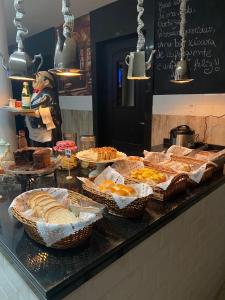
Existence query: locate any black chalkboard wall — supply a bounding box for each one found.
[154,0,225,94]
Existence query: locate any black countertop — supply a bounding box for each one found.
[0,167,224,300]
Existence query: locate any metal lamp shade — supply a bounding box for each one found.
[49,35,82,77]
[170,59,194,84]
[126,51,150,80]
[7,51,37,81]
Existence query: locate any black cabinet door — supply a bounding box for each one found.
[97,35,153,156]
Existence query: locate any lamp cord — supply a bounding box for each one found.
[13,0,28,51]
[137,0,145,52]
[62,0,75,39]
[203,113,225,143]
[179,0,187,60]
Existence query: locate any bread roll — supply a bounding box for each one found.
[97,181,137,197]
[113,189,130,196]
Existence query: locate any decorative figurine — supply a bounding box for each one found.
[17,130,28,149]
[25,71,62,147]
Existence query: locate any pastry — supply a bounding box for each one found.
[130,168,167,184]
[97,180,137,197]
[127,156,143,162]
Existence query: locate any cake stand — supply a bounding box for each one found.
[76,151,127,178]
[6,161,58,192]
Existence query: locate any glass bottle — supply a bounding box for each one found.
[21,82,31,109]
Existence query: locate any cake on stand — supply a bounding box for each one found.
[76,150,127,178]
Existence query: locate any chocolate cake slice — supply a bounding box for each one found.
[14,148,51,170]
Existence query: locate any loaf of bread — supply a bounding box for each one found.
[27,191,77,224]
[79,147,118,161]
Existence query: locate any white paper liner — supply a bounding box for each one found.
[94,166,125,185]
[143,151,170,164]
[186,163,208,183]
[193,149,225,164]
[9,188,102,247]
[36,212,99,247]
[166,145,193,156]
[111,183,153,209]
[156,177,174,191]
[112,160,145,177]
[78,166,153,209]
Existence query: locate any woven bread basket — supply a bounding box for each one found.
[82,183,150,218]
[126,163,189,201]
[154,155,218,186]
[189,164,220,186]
[172,156,218,185]
[151,173,189,201]
[11,190,103,249]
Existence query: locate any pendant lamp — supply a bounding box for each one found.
[0,0,43,81]
[49,0,82,77]
[125,0,155,80]
[170,0,194,84]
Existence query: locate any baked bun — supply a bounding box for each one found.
[124,186,137,196]
[113,189,130,197]
[102,180,114,187]
[97,181,137,197]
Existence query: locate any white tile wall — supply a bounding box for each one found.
[153,94,225,117]
[1,183,225,300]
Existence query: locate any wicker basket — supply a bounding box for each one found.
[82,183,150,218]
[125,163,189,201]
[11,191,103,249]
[145,155,218,189]
[189,164,220,186]
[161,155,218,185]
[151,173,189,201]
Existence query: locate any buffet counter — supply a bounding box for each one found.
[0,167,225,300]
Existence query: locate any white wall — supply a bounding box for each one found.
[59,96,93,111]
[59,91,225,118]
[153,94,225,117]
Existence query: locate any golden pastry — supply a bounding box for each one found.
[97,180,137,197]
[130,168,166,184]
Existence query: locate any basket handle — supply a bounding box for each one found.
[168,173,189,187]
